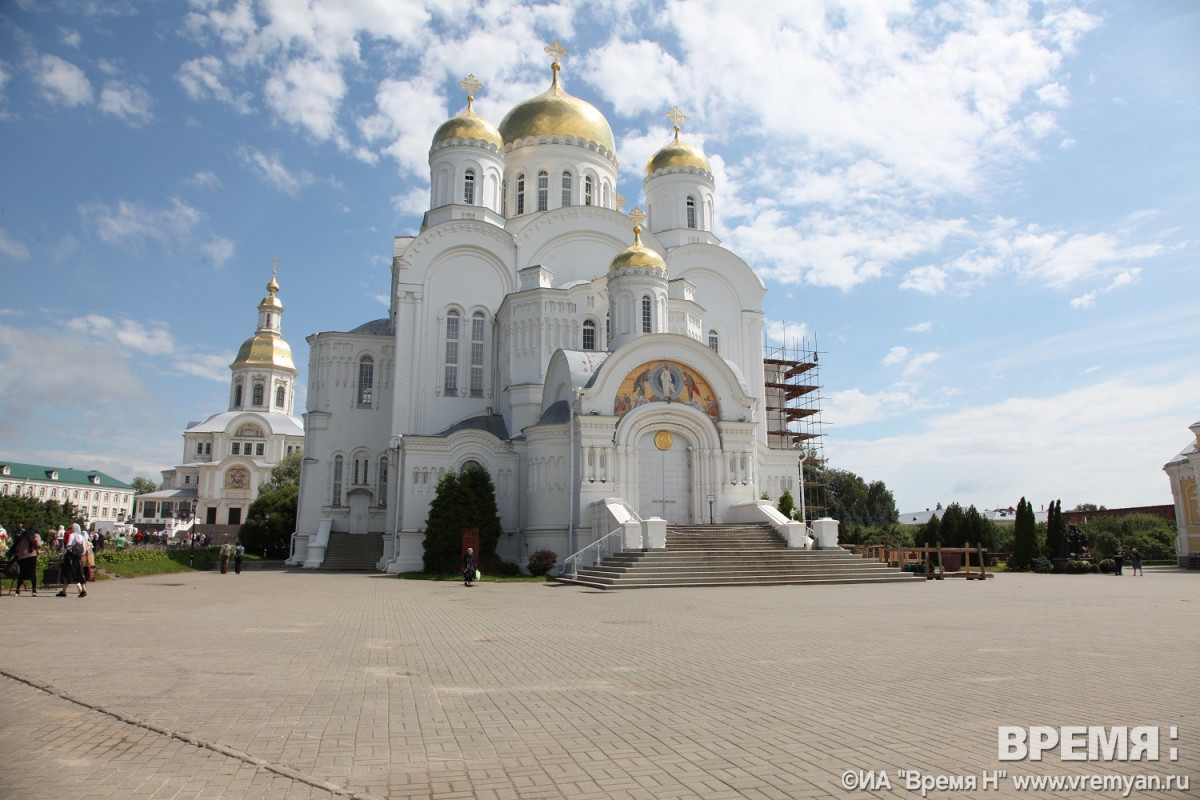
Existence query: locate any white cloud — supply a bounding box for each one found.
[60,28,82,48]
[67,315,176,355]
[79,197,203,247]
[201,236,236,268]
[763,320,808,348]
[831,372,1199,510]
[1070,291,1097,309]
[177,351,236,383]
[902,351,941,380]
[236,145,314,195]
[826,387,922,428]
[34,53,94,107]
[187,171,223,189]
[881,346,909,367]
[907,322,933,333]
[264,58,347,143]
[98,81,153,124]
[900,266,948,295]
[0,228,31,260]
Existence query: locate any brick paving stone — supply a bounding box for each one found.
[0,568,1196,798]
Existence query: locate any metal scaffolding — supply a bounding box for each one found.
[763,336,827,520]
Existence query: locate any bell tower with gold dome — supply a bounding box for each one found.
[644,106,718,248]
[607,208,669,350]
[228,262,298,416]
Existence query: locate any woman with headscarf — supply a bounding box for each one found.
[57,523,89,597]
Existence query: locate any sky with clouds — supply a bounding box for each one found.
[0,0,1196,514]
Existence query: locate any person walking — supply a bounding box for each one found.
[219,542,231,574]
[234,541,245,574]
[12,523,42,596]
[1130,547,1143,576]
[57,523,89,598]
[1113,548,1124,576]
[462,547,477,587]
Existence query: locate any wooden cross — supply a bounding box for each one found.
[458,74,483,102]
[544,39,569,67]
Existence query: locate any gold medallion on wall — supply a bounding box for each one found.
[654,431,673,451]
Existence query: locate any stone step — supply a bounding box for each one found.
[320,532,384,570]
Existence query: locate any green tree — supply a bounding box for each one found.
[961,505,998,550]
[258,448,304,496]
[1082,514,1175,560]
[777,489,796,520]
[422,465,504,574]
[131,477,159,494]
[0,495,85,535]
[1011,497,1037,570]
[239,485,298,558]
[1043,499,1066,559]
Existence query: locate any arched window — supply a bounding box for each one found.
[353,458,360,485]
[332,456,343,507]
[603,182,610,208]
[357,355,374,407]
[582,319,596,350]
[252,383,264,406]
[642,296,652,333]
[708,329,720,352]
[275,384,286,408]
[537,170,549,211]
[516,174,525,215]
[234,383,243,408]
[561,171,572,206]
[470,311,485,397]
[686,196,697,229]
[584,176,593,206]
[378,456,388,508]
[463,169,475,204]
[444,310,459,394]
[605,314,610,346]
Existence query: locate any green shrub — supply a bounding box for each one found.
[902,563,926,574]
[527,549,558,577]
[1099,558,1115,574]
[1030,556,1053,573]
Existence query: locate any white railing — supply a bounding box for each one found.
[561,526,625,580]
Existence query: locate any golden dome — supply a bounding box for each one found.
[432,99,503,150]
[610,208,666,272]
[645,131,711,177]
[231,334,296,373]
[498,65,615,154]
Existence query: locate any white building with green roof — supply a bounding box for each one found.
[0,461,134,526]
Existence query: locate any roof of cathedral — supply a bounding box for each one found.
[537,400,571,425]
[435,414,510,439]
[186,411,304,437]
[348,317,394,335]
[498,59,615,154]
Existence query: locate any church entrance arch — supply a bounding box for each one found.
[637,430,692,523]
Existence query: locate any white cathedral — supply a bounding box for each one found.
[290,44,816,572]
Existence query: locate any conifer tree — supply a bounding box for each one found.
[1043,499,1065,559]
[423,471,466,574]
[1011,497,1037,570]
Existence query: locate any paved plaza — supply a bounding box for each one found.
[0,566,1196,799]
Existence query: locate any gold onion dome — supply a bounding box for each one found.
[645,106,710,177]
[610,208,666,272]
[498,43,615,154]
[431,82,503,149]
[231,335,296,372]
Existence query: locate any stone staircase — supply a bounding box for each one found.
[319,531,384,570]
[558,523,924,589]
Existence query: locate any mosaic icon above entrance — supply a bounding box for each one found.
[614,360,720,420]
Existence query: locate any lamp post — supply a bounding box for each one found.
[186,500,198,568]
[264,512,271,558]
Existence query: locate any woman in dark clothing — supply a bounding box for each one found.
[57,523,88,597]
[462,547,476,587]
[12,524,41,595]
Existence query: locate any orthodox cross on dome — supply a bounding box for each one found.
[629,207,646,235]
[616,191,626,212]
[458,74,483,105]
[269,257,280,293]
[666,105,686,133]
[544,39,569,69]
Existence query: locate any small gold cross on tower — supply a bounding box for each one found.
[271,256,279,279]
[616,191,626,212]
[458,74,483,103]
[629,207,646,233]
[666,105,687,133]
[544,39,569,68]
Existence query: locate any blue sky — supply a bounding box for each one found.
[1,0,1196,514]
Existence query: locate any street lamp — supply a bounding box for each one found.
[179,500,199,567]
[264,512,271,558]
